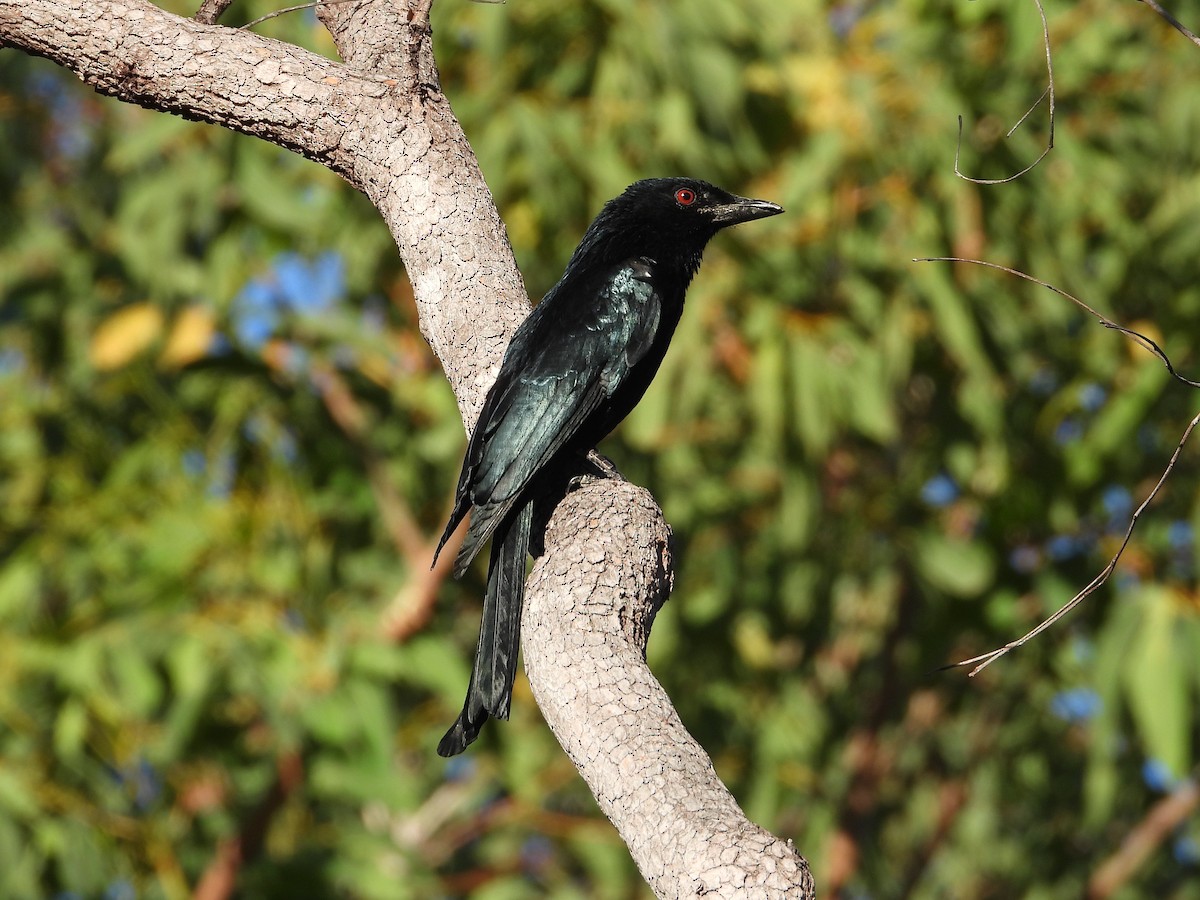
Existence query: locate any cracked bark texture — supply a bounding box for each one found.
[0,1,813,896]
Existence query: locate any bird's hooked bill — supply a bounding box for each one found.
[708,195,785,226]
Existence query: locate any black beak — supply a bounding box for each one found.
[709,195,784,226]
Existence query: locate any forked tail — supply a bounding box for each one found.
[437,500,534,756]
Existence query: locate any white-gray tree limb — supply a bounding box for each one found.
[0,1,813,895]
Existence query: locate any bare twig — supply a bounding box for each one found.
[824,578,920,893]
[1137,0,1200,49]
[950,410,1199,675]
[914,258,1200,389]
[1088,776,1200,898]
[194,0,235,25]
[0,2,814,891]
[954,0,1055,184]
[239,0,366,31]
[306,362,428,564]
[192,751,305,900]
[901,780,968,895]
[302,361,458,641]
[380,513,463,642]
[914,257,1200,675]
[258,336,451,640]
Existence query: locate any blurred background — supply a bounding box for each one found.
[2,0,1199,897]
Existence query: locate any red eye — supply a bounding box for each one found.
[674,188,696,206]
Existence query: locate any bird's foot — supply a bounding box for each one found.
[587,450,621,478]
[568,450,623,491]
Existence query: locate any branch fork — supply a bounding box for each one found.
[0,1,812,895]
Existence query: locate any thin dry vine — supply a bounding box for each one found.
[954,0,1055,184]
[915,256,1198,675]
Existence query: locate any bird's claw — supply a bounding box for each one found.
[568,450,622,490]
[586,450,621,478]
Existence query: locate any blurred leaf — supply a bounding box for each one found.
[1122,587,1193,779]
[915,534,995,598]
[0,768,38,818]
[159,304,216,369]
[53,698,89,763]
[4,2,1200,897]
[89,302,164,370]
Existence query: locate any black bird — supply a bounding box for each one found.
[433,178,783,756]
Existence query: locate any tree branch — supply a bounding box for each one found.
[1088,776,1200,898]
[915,257,1200,675]
[954,0,1055,184]
[0,1,812,894]
[525,481,813,896]
[193,0,234,25]
[1137,0,1200,49]
[0,0,529,415]
[192,751,305,900]
[2,0,363,184]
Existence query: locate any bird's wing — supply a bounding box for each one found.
[442,258,661,572]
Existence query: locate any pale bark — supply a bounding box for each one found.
[0,1,813,895]
[526,480,813,897]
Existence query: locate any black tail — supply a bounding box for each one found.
[437,500,534,757]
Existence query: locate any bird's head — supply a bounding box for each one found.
[573,178,783,275]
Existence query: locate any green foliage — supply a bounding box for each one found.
[2,0,1200,897]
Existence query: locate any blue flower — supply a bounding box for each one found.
[1168,520,1193,550]
[1055,418,1084,445]
[1102,485,1132,520]
[103,880,136,900]
[444,755,476,783]
[1173,833,1200,866]
[1078,382,1107,412]
[921,473,958,507]
[1142,758,1176,793]
[275,251,345,314]
[1046,533,1090,561]
[1049,689,1100,723]
[231,251,346,347]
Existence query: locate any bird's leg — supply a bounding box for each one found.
[568,450,623,491]
[587,449,621,478]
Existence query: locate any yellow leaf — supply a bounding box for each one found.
[90,303,164,370]
[159,305,215,369]
[358,351,392,388]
